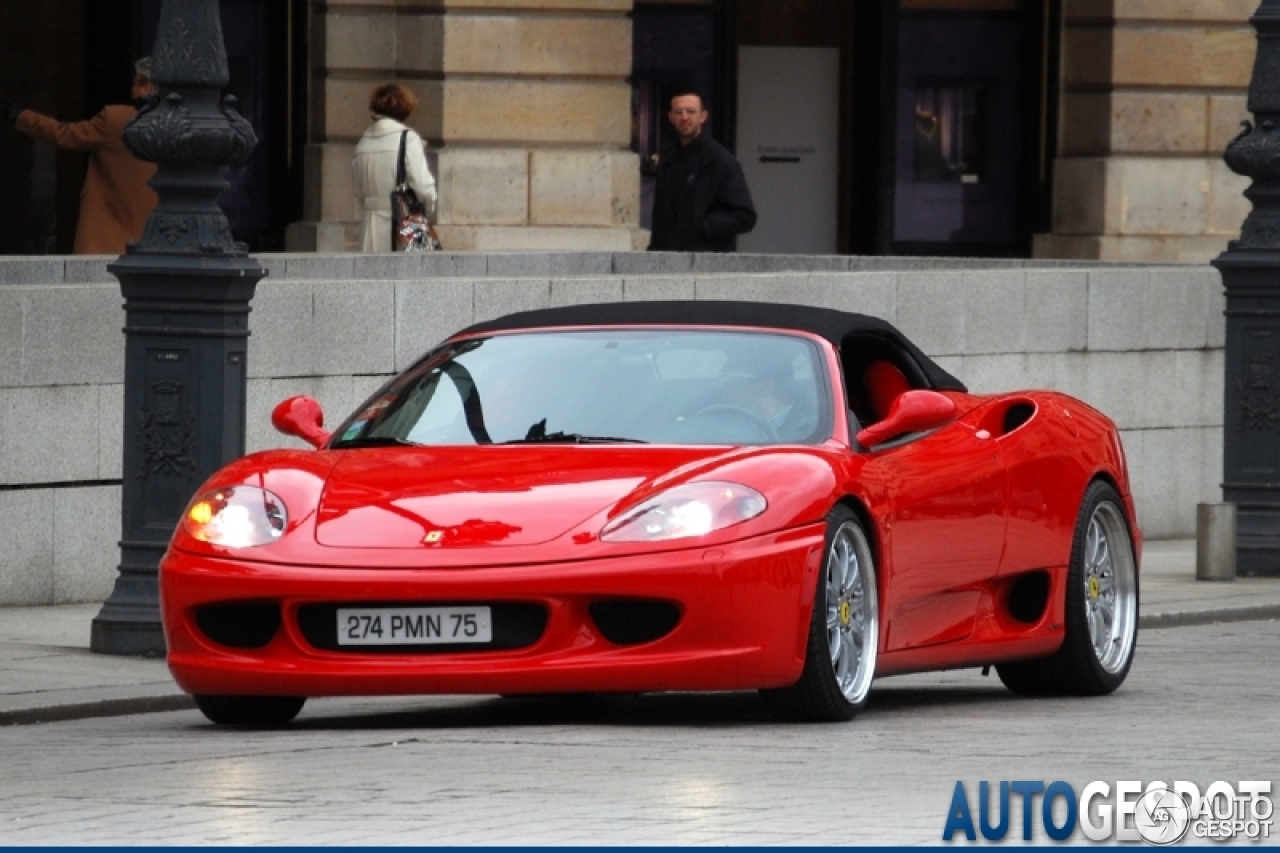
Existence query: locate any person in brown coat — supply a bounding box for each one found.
[0,59,159,254]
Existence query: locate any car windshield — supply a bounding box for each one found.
[332,329,832,447]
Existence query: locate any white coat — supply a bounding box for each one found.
[352,117,438,252]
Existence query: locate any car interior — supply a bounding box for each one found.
[839,333,932,434]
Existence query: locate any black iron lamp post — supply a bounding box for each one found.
[91,0,266,654]
[1213,0,1280,577]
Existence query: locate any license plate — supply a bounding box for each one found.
[336,606,492,646]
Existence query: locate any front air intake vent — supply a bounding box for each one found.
[195,603,282,649]
[589,600,681,646]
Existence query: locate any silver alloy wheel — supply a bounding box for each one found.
[825,521,879,705]
[1083,501,1138,674]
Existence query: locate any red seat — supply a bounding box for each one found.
[864,360,911,422]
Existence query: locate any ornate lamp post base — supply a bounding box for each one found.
[1212,248,1280,577]
[91,591,164,657]
[92,255,262,655]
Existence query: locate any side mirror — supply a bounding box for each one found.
[271,395,331,449]
[856,389,956,449]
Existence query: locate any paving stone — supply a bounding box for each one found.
[421,253,489,278]
[0,386,100,485]
[485,253,551,278]
[97,384,123,480]
[962,270,1027,355]
[821,273,897,322]
[52,485,120,604]
[352,254,428,281]
[612,252,692,275]
[622,276,694,301]
[18,286,123,387]
[0,258,64,286]
[692,273,811,304]
[1024,270,1089,353]
[312,280,396,376]
[0,490,53,605]
[549,277,624,308]
[548,252,615,277]
[247,280,317,379]
[895,271,966,357]
[395,278,476,370]
[62,258,115,284]
[474,278,552,323]
[285,254,355,281]
[1199,424,1224,506]
[1087,267,1151,352]
[691,254,849,274]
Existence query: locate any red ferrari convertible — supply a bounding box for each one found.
[160,301,1140,726]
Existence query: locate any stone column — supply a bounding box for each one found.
[286,0,641,252]
[1035,1,1256,264]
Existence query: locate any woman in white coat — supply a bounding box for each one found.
[352,83,438,252]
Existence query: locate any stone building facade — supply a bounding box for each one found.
[285,0,1259,262]
[286,0,644,253]
[0,0,1263,261]
[1035,0,1256,263]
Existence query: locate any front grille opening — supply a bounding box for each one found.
[589,600,681,646]
[1007,572,1050,624]
[195,603,282,649]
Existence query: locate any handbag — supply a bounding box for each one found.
[390,130,441,252]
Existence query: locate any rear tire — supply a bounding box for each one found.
[761,505,879,722]
[997,481,1138,697]
[194,695,306,728]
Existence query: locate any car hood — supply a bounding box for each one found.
[314,445,732,549]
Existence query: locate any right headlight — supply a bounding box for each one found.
[600,481,767,542]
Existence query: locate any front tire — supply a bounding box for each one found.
[761,505,879,722]
[194,695,306,728]
[997,481,1138,696]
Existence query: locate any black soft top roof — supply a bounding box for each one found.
[457,300,966,392]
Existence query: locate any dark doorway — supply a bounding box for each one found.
[0,0,303,256]
[858,0,1058,257]
[631,1,727,231]
[0,0,87,254]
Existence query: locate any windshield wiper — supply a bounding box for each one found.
[333,436,422,449]
[502,431,648,445]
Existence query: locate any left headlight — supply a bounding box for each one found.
[182,486,288,548]
[600,481,767,542]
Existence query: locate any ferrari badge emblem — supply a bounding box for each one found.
[423,530,444,544]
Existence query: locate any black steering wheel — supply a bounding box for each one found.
[692,404,780,443]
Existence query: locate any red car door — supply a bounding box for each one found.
[860,419,1009,652]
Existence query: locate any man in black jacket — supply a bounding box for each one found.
[648,89,757,252]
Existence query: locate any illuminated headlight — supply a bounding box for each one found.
[600,481,767,542]
[183,486,287,548]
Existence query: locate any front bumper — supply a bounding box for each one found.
[161,524,826,698]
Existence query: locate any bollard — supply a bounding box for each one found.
[1196,503,1237,581]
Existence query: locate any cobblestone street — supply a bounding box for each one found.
[1,619,1276,845]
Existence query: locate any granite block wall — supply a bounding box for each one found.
[0,253,1225,604]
